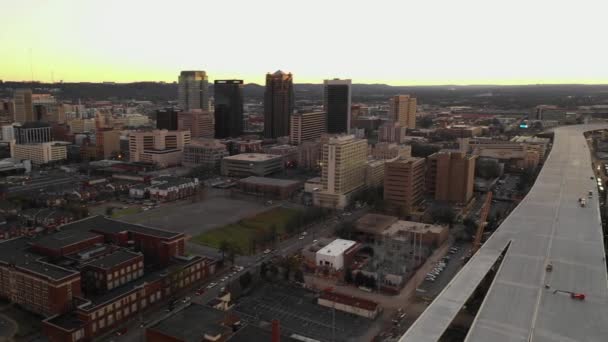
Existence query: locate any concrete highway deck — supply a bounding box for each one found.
[401,125,608,342]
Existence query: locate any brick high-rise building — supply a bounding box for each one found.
[178,71,209,111]
[13,89,33,124]
[178,110,214,139]
[389,95,417,129]
[426,151,476,204]
[96,129,121,159]
[384,157,425,215]
[314,135,367,209]
[324,79,352,134]
[214,80,243,138]
[290,111,326,145]
[264,71,293,139]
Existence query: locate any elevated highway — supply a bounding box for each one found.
[401,125,608,342]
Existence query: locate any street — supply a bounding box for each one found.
[103,206,368,342]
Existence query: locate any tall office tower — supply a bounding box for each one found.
[324,79,352,134]
[13,89,33,124]
[389,95,417,129]
[290,111,326,145]
[178,110,214,139]
[178,71,209,111]
[426,151,477,203]
[314,135,367,209]
[156,108,180,130]
[264,70,294,139]
[384,157,426,215]
[214,80,244,138]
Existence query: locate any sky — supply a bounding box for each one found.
[2,0,608,85]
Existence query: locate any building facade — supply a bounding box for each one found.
[214,80,244,138]
[14,122,53,144]
[389,95,417,128]
[156,108,179,131]
[13,89,33,124]
[314,135,367,209]
[178,71,209,111]
[128,130,190,167]
[384,157,425,215]
[426,151,476,204]
[11,141,68,165]
[324,79,352,134]
[264,71,293,139]
[290,111,326,145]
[178,110,214,139]
[182,139,228,168]
[221,153,283,177]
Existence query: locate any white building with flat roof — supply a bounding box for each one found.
[315,238,357,270]
[220,153,283,177]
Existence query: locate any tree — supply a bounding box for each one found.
[476,159,501,179]
[219,240,230,261]
[463,217,477,237]
[336,221,355,240]
[344,268,353,284]
[226,244,240,265]
[419,116,434,128]
[294,269,304,283]
[105,207,114,216]
[239,271,253,289]
[430,206,456,225]
[411,142,441,158]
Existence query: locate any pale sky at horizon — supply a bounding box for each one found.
[2,0,607,85]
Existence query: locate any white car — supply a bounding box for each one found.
[207,282,217,289]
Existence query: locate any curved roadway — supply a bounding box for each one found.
[401,124,608,342]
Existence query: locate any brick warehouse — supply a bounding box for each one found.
[0,215,217,342]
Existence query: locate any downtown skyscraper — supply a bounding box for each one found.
[178,71,209,111]
[324,79,351,134]
[264,70,293,139]
[13,88,33,124]
[214,80,244,138]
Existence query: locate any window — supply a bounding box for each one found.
[92,322,97,333]
[99,318,105,329]
[107,315,114,326]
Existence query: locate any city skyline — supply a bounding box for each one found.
[3,0,608,85]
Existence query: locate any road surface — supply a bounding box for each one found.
[401,124,608,342]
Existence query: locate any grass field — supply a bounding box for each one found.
[192,207,301,254]
[111,206,141,218]
[1,305,42,338]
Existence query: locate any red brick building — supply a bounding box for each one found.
[0,215,216,342]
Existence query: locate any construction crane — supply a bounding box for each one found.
[472,191,493,254]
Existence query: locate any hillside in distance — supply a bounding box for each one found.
[2,81,608,109]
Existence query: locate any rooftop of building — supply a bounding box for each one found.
[319,291,379,312]
[316,239,357,257]
[0,237,79,281]
[187,138,227,148]
[227,324,299,342]
[148,304,228,342]
[383,220,447,237]
[355,213,399,235]
[510,135,551,144]
[16,121,52,129]
[238,176,301,187]
[45,312,83,332]
[84,249,142,270]
[61,215,182,240]
[223,153,282,162]
[32,230,101,251]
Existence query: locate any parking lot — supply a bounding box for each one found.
[234,283,373,342]
[416,242,471,298]
[117,188,269,237]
